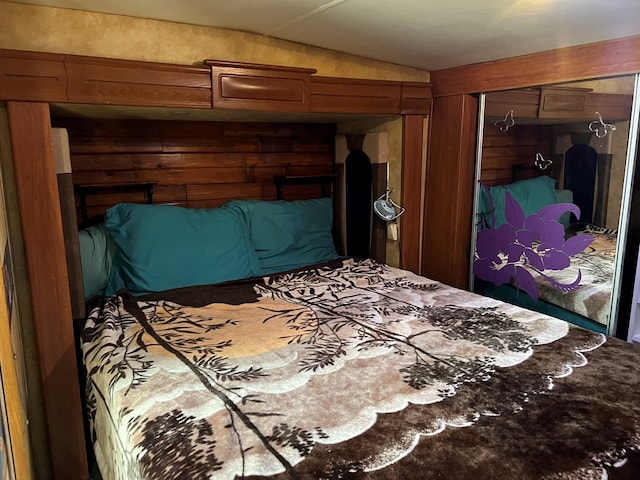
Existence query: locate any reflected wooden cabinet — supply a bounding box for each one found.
[472,75,639,339]
[485,86,633,122]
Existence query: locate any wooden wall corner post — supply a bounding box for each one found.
[400,115,427,274]
[6,102,89,480]
[421,95,478,289]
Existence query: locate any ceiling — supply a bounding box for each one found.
[7,0,640,71]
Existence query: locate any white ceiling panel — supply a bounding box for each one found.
[5,0,640,70]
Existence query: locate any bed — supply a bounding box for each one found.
[529,223,617,325]
[474,175,617,330]
[79,198,640,480]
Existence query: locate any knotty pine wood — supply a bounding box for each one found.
[51,118,336,224]
[7,102,89,480]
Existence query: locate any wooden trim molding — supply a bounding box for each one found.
[0,50,68,103]
[421,94,478,289]
[431,34,640,97]
[310,76,403,113]
[0,49,432,115]
[65,56,212,108]
[7,102,89,480]
[400,82,433,114]
[0,49,212,108]
[400,115,426,273]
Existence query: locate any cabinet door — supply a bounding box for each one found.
[470,75,640,339]
[422,94,477,289]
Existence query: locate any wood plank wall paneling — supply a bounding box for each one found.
[50,118,337,225]
[480,124,553,185]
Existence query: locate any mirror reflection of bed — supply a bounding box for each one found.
[471,76,635,334]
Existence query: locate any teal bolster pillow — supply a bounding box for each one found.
[484,175,559,228]
[78,223,118,299]
[104,203,261,295]
[225,198,339,275]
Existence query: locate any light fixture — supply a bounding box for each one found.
[374,189,404,221]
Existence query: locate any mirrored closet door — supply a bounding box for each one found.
[470,75,640,336]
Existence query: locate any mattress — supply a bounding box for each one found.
[81,258,640,479]
[532,225,617,325]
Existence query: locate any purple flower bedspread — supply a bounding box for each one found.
[82,258,640,480]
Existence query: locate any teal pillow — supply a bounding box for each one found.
[78,223,118,299]
[485,175,558,228]
[226,198,339,275]
[104,203,261,295]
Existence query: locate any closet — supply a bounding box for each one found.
[469,75,640,337]
[422,36,640,341]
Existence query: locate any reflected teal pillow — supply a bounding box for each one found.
[226,198,339,275]
[485,175,558,228]
[105,203,261,295]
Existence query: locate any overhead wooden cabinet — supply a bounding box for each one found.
[484,87,633,122]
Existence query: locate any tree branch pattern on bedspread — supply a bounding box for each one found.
[81,259,640,479]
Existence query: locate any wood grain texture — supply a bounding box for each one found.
[0,49,211,108]
[7,102,88,480]
[0,50,67,102]
[480,124,553,186]
[421,95,478,289]
[0,264,33,480]
[0,49,431,117]
[310,76,402,114]
[57,174,85,320]
[53,118,336,225]
[431,35,640,97]
[207,61,313,112]
[65,57,211,108]
[400,115,426,274]
[400,82,433,114]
